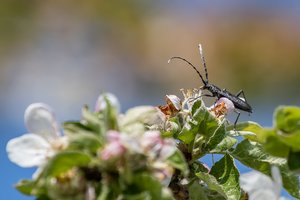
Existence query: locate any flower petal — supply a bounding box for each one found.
[100,141,126,160]
[142,131,162,150]
[152,161,174,186]
[106,130,121,142]
[240,170,273,191]
[240,169,280,200]
[25,103,60,141]
[271,166,282,197]
[217,97,235,113]
[95,93,120,113]
[159,139,177,160]
[166,95,182,111]
[6,134,52,167]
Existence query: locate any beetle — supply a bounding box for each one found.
[168,44,252,125]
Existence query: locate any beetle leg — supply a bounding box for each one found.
[236,90,248,102]
[236,90,252,116]
[233,110,241,129]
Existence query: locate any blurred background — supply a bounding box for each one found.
[2,1,300,199]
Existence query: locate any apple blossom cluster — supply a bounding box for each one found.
[6,90,298,200]
[6,93,187,199]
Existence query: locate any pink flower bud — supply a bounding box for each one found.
[106,130,121,142]
[141,131,164,154]
[100,141,126,161]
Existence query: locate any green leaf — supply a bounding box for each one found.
[120,106,162,135]
[232,112,300,153]
[43,151,91,177]
[229,121,290,157]
[228,121,264,142]
[271,106,300,151]
[209,154,240,200]
[191,99,202,115]
[274,129,300,151]
[166,150,189,176]
[178,99,221,146]
[230,121,262,132]
[230,140,285,172]
[97,184,110,200]
[178,125,197,145]
[102,95,119,131]
[188,180,209,200]
[132,173,169,200]
[204,119,227,153]
[195,154,240,199]
[36,194,51,200]
[121,106,161,127]
[195,172,226,198]
[274,106,300,133]
[123,192,152,200]
[67,133,103,154]
[190,161,209,174]
[63,121,101,136]
[15,179,36,195]
[178,100,205,144]
[210,136,238,153]
[123,188,173,200]
[263,135,289,158]
[82,105,105,135]
[16,179,49,198]
[280,166,300,199]
[195,108,219,139]
[287,151,300,173]
[179,99,228,160]
[165,118,181,138]
[230,140,300,199]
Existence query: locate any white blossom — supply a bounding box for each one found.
[6,103,67,176]
[240,166,288,200]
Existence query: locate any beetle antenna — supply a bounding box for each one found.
[168,56,207,85]
[198,44,209,82]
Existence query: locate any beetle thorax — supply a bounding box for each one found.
[205,83,220,96]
